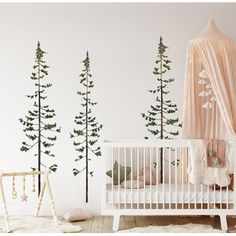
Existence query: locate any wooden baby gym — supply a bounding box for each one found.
[0,169,58,232]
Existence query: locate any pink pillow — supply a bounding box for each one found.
[62,208,92,222]
[121,180,144,189]
[134,167,156,185]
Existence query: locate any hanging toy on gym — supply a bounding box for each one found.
[11,172,37,201]
[12,175,17,200]
[20,173,28,202]
[32,173,36,193]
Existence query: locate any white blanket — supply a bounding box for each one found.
[188,139,231,187]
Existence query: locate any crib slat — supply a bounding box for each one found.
[182,148,184,210]
[137,147,140,209]
[207,185,210,209]
[194,184,197,209]
[234,153,236,211]
[163,148,165,209]
[227,185,229,209]
[214,183,216,209]
[124,147,127,210]
[144,148,146,209]
[220,186,222,209]
[131,147,133,210]
[169,148,171,209]
[201,183,203,209]
[150,148,152,209]
[188,162,190,209]
[175,148,178,209]
[214,167,216,208]
[112,148,114,210]
[156,148,159,209]
[118,148,120,209]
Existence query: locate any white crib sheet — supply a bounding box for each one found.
[106,183,234,204]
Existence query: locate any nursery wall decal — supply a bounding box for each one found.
[141,37,181,183]
[70,51,103,203]
[19,42,61,195]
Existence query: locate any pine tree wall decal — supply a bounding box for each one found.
[141,37,182,183]
[20,42,61,195]
[71,51,103,203]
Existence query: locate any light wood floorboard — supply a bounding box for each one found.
[72,215,236,233]
[90,216,104,233]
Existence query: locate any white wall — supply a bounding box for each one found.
[0,3,235,215]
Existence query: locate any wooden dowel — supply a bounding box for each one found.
[45,175,58,225]
[2,171,45,177]
[0,177,10,232]
[35,177,47,216]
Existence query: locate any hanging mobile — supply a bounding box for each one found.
[32,173,36,193]
[20,173,28,202]
[12,174,17,200]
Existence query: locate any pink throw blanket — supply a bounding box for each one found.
[205,139,225,168]
[202,139,230,187]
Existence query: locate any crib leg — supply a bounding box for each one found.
[209,204,215,218]
[220,214,227,231]
[113,214,120,231]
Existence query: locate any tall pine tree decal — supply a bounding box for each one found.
[71,52,103,203]
[141,37,181,183]
[20,42,61,195]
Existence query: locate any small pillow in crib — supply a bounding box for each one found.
[134,167,156,185]
[121,180,144,189]
[106,161,131,185]
[62,208,92,222]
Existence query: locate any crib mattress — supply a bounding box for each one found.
[106,183,234,204]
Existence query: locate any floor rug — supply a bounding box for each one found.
[0,216,82,233]
[118,223,224,233]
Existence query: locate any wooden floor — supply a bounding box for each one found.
[72,215,236,233]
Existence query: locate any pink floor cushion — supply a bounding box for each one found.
[134,167,156,185]
[121,180,144,189]
[62,208,93,222]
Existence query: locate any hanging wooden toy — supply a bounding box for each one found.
[20,173,28,202]
[32,173,36,193]
[11,172,37,201]
[12,175,17,200]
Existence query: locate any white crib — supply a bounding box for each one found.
[101,139,236,231]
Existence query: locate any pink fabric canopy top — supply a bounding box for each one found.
[182,17,236,140]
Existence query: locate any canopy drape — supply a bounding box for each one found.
[182,17,236,140]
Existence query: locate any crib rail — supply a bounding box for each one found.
[101,139,236,216]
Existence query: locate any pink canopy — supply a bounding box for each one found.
[182,17,236,140]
